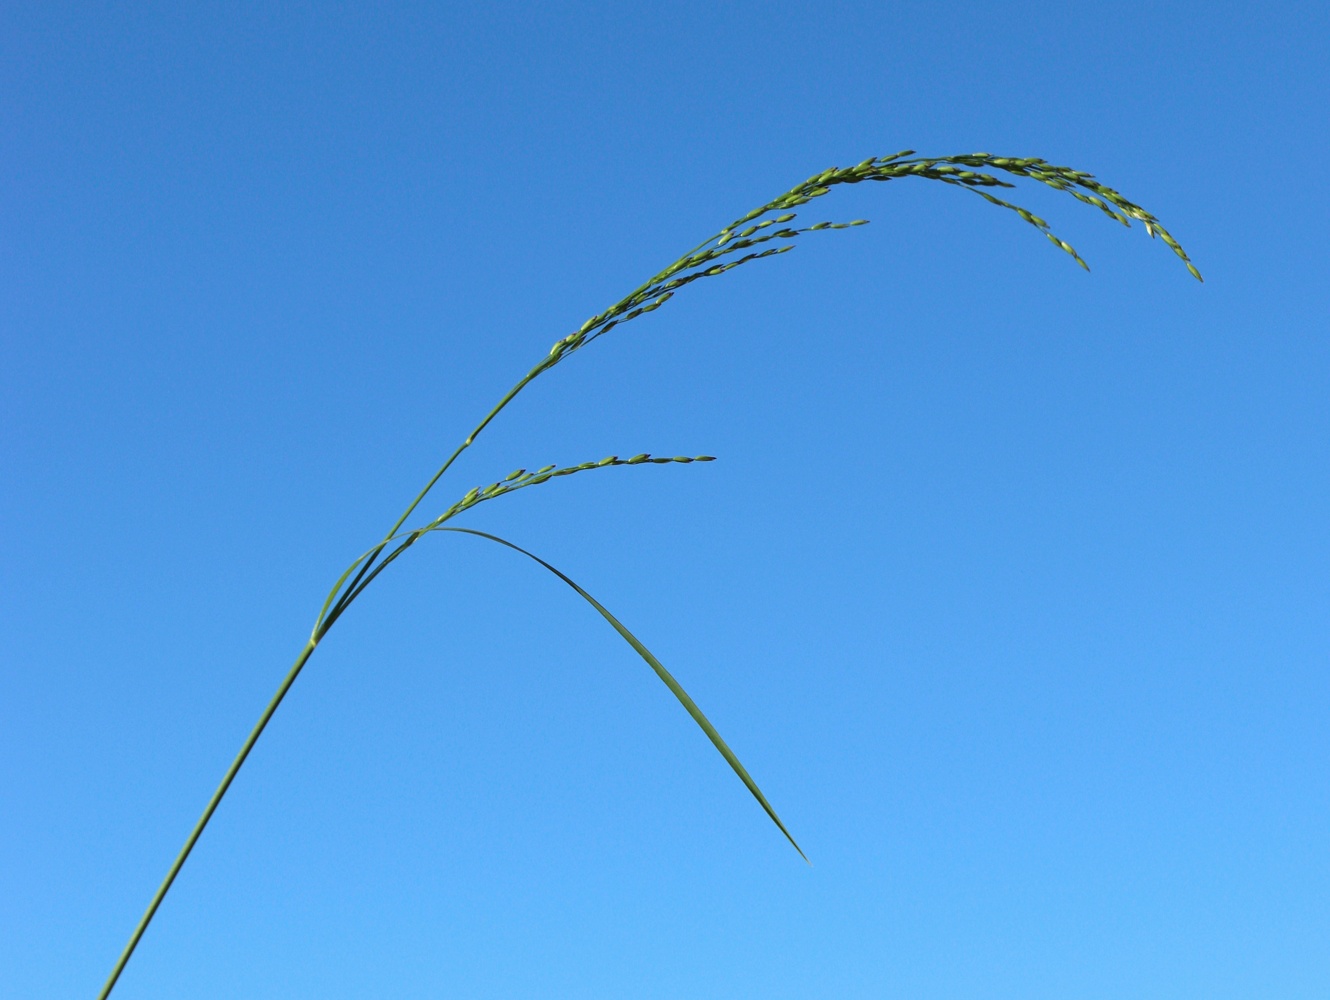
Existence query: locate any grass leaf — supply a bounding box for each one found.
[439,525,808,863]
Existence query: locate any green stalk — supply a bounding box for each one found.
[97,364,557,996]
[96,639,319,1000]
[320,361,554,633]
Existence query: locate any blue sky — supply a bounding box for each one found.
[2,2,1327,997]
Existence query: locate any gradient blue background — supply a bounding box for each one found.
[3,3,1327,997]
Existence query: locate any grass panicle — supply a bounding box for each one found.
[440,453,717,520]
[314,455,716,636]
[97,149,1197,1000]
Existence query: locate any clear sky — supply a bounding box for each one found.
[3,3,1327,998]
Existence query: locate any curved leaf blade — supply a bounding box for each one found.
[439,526,808,863]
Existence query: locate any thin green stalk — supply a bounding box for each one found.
[96,639,319,1000]
[383,365,546,540]
[323,365,546,626]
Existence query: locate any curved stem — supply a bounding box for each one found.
[385,366,538,540]
[96,356,548,995]
[316,363,549,634]
[98,351,552,1000]
[96,638,320,1000]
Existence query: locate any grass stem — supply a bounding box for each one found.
[95,638,320,1000]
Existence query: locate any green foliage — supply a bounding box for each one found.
[97,151,1197,999]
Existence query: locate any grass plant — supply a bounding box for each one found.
[97,150,1199,998]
